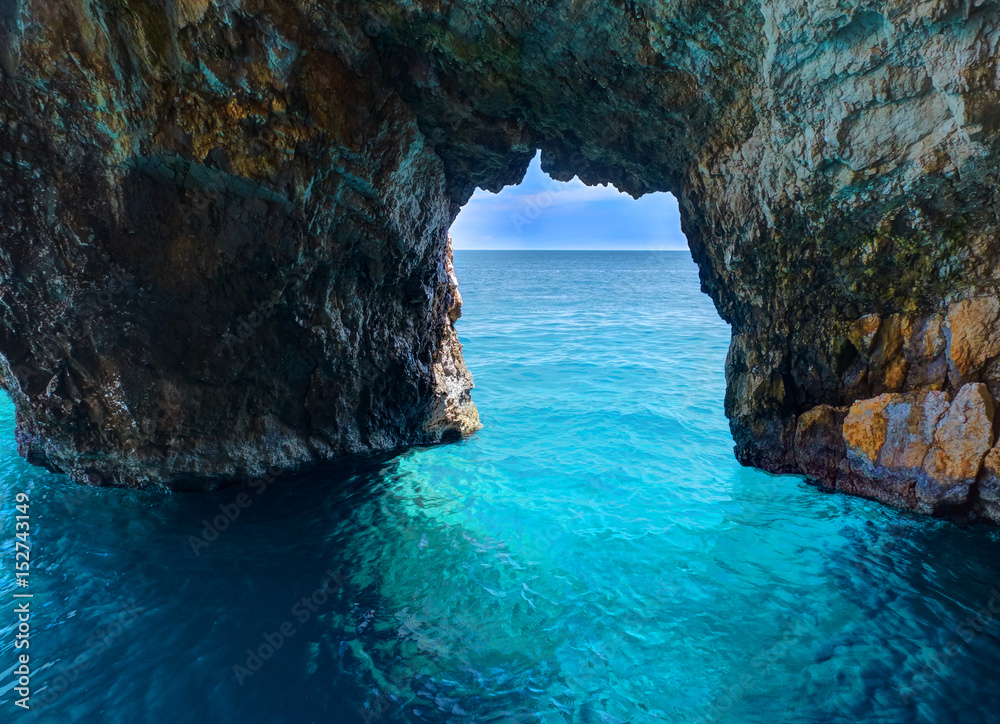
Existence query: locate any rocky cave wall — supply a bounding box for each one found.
[2,0,1000,520]
[0,0,483,487]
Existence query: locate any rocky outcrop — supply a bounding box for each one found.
[3,0,1000,514]
[797,383,996,515]
[0,1,482,487]
[793,302,1000,520]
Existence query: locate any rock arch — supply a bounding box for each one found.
[1,0,999,518]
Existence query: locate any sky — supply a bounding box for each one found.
[449,152,688,250]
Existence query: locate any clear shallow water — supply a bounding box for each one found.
[1,250,1000,723]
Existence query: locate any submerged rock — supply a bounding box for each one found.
[1,0,1000,516]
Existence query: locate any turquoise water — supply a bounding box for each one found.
[2,250,1000,723]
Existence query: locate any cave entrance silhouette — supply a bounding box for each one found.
[449,151,684,252]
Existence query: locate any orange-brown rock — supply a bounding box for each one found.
[977,446,1000,522]
[794,404,849,480]
[848,315,881,356]
[903,315,948,391]
[924,384,996,488]
[947,297,1000,380]
[835,384,996,516]
[843,395,892,466]
[914,383,995,512]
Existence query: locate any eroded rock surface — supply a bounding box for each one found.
[2,0,1000,510]
[0,1,483,486]
[834,383,995,513]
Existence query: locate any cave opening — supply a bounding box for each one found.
[6,2,1000,718]
[442,148,726,454]
[450,151,684,252]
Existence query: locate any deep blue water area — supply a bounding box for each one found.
[1,251,999,723]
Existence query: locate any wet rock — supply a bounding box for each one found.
[794,404,849,481]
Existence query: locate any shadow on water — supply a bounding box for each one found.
[689,466,1000,724]
[807,516,1000,724]
[7,434,1000,724]
[1,452,593,724]
[5,250,1000,724]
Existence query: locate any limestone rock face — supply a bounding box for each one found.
[835,384,995,514]
[3,0,1000,510]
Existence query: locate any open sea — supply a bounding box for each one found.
[2,250,1000,723]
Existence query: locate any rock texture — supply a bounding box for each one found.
[0,1,482,487]
[833,384,996,513]
[3,1,1000,513]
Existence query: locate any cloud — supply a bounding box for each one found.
[450,151,687,251]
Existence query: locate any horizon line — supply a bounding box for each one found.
[451,247,692,251]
